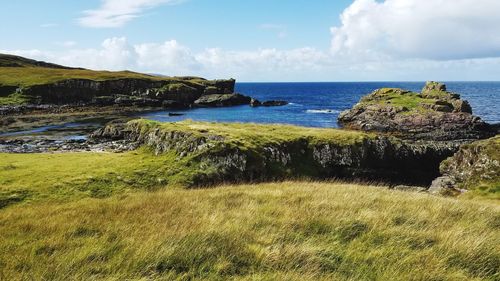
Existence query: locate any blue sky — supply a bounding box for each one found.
[1,0,350,51]
[1,0,500,81]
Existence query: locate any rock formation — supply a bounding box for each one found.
[194,93,252,107]
[19,78,238,107]
[429,135,499,196]
[338,82,495,141]
[91,120,459,186]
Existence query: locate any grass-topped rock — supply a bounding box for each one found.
[0,53,238,107]
[430,135,500,198]
[90,119,458,186]
[338,81,495,141]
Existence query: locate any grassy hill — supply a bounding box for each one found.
[0,181,498,280]
[0,53,169,88]
[0,53,212,105]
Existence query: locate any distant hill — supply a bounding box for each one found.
[0,53,78,69]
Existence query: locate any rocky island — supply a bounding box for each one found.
[338,81,495,141]
[338,81,499,196]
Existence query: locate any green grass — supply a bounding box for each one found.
[361,88,435,112]
[0,121,375,205]
[134,119,374,147]
[0,148,191,204]
[0,91,31,105]
[0,181,498,280]
[0,67,169,88]
[1,121,498,280]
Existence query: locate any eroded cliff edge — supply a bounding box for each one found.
[91,120,458,186]
[0,53,260,111]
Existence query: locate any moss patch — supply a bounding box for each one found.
[360,88,436,112]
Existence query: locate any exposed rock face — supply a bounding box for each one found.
[194,94,252,107]
[91,120,459,186]
[249,99,288,107]
[429,135,499,196]
[262,100,288,107]
[18,78,236,107]
[338,82,494,141]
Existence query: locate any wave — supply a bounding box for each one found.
[306,109,340,114]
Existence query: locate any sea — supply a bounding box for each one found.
[1,82,499,139]
[141,82,500,128]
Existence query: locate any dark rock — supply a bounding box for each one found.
[262,100,288,107]
[162,100,186,109]
[203,86,219,95]
[194,93,252,107]
[152,83,201,104]
[92,96,115,106]
[0,86,18,97]
[168,113,184,117]
[15,77,238,107]
[250,98,262,107]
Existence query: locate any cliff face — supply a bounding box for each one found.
[429,135,499,197]
[338,82,495,141]
[20,78,236,106]
[0,53,243,107]
[92,120,458,186]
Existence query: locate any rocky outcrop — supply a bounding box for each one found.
[91,120,459,186]
[194,93,252,107]
[338,82,495,141]
[429,135,499,196]
[19,78,236,106]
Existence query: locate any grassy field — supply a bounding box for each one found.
[0,120,378,207]
[0,148,192,205]
[1,120,498,280]
[134,119,374,147]
[0,181,498,280]
[0,67,167,88]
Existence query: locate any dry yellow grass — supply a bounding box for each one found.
[0,181,498,280]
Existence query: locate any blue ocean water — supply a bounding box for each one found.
[140,82,500,128]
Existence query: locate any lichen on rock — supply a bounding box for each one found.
[429,135,500,197]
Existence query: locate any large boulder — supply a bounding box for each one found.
[429,135,500,197]
[338,82,495,141]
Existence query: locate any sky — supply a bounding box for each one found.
[1,0,500,82]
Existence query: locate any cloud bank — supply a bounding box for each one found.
[4,0,500,81]
[330,0,500,61]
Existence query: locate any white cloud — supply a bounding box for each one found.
[3,35,500,81]
[78,0,184,28]
[135,40,201,74]
[331,0,500,61]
